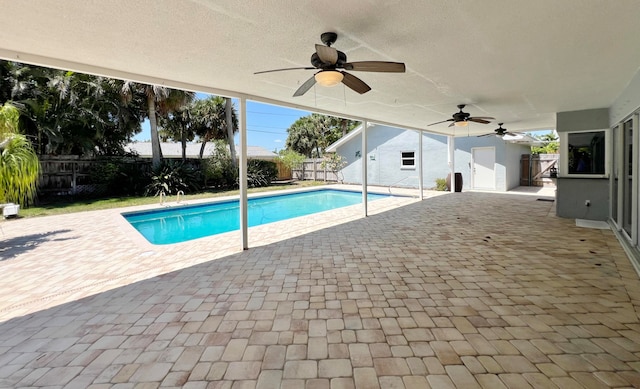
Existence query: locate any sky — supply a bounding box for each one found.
[133,95,310,152]
[133,94,555,151]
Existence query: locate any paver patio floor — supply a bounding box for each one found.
[1,188,640,388]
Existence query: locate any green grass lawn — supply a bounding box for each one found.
[20,181,326,218]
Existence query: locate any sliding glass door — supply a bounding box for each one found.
[623,119,633,236]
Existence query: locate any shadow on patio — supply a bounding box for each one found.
[1,192,639,388]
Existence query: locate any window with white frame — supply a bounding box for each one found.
[561,130,607,176]
[401,151,415,169]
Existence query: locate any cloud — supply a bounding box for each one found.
[274,139,282,143]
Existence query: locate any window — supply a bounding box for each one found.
[401,151,415,169]
[565,130,606,175]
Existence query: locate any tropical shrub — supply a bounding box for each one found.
[276,149,305,179]
[145,161,201,196]
[0,103,40,206]
[89,159,150,196]
[435,178,447,191]
[203,140,237,189]
[244,159,278,188]
[320,153,347,182]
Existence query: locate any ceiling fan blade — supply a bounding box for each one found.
[469,118,491,124]
[477,133,493,137]
[293,75,317,97]
[470,116,495,120]
[427,119,454,126]
[341,72,371,94]
[448,122,456,127]
[255,67,315,74]
[342,61,406,73]
[315,44,338,65]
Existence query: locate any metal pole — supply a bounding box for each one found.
[448,135,455,192]
[362,121,368,216]
[239,97,248,250]
[418,130,423,200]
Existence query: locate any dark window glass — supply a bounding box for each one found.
[401,151,415,167]
[568,131,605,174]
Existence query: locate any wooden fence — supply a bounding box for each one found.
[521,154,559,187]
[38,155,149,196]
[291,158,339,182]
[38,155,294,196]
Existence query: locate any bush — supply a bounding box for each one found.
[435,178,447,191]
[203,141,237,189]
[88,158,150,196]
[145,161,201,196]
[244,159,278,188]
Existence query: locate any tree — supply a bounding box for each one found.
[119,81,194,168]
[1,61,145,155]
[191,96,238,161]
[531,132,559,154]
[158,104,195,162]
[285,113,359,157]
[0,103,39,206]
[320,153,347,182]
[276,149,306,180]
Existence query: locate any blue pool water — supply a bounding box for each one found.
[123,189,390,245]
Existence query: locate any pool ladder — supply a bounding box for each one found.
[176,190,184,204]
[159,191,166,206]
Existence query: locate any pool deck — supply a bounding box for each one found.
[2,184,640,388]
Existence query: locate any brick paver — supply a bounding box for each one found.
[1,186,640,388]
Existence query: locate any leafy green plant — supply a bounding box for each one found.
[320,153,347,182]
[0,103,40,206]
[145,161,200,196]
[203,140,237,189]
[244,159,278,188]
[276,149,305,179]
[435,178,447,191]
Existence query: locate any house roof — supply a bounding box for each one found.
[1,2,639,136]
[125,142,276,159]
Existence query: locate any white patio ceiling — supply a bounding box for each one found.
[1,1,640,136]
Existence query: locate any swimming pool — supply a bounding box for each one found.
[123,189,390,245]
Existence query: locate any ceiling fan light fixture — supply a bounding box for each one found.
[315,70,343,87]
[455,120,469,127]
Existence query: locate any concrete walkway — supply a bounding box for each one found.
[1,187,639,388]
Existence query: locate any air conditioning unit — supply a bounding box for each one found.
[2,203,20,218]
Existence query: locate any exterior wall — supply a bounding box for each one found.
[556,178,610,220]
[454,136,529,191]
[609,70,640,267]
[336,125,524,191]
[339,126,449,189]
[506,144,530,190]
[556,108,610,220]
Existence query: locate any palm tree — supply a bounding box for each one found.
[158,105,194,162]
[191,96,238,162]
[0,103,39,206]
[119,81,194,168]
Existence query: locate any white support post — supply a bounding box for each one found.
[418,130,424,200]
[239,97,248,250]
[448,135,455,193]
[362,120,368,216]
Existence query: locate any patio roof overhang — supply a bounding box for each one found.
[1,1,640,136]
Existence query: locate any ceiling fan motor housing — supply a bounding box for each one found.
[311,51,347,68]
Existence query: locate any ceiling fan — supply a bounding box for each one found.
[479,123,521,137]
[427,104,494,127]
[254,32,406,97]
